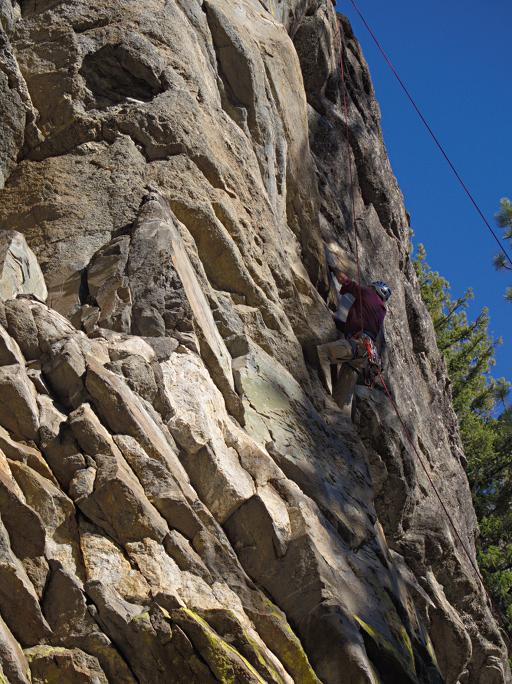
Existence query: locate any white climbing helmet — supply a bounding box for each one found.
[371,281,392,302]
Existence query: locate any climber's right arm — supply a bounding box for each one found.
[338,276,361,297]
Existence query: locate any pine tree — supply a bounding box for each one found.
[473,407,512,628]
[414,245,512,630]
[414,245,503,422]
[494,198,512,302]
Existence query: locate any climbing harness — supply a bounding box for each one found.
[346,0,512,269]
[349,332,380,386]
[360,333,379,366]
[349,332,380,365]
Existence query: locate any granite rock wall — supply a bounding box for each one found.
[0,1,508,682]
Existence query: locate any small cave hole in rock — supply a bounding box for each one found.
[80,44,165,107]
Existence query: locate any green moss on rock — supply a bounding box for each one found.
[354,615,418,682]
[173,607,265,683]
[425,636,439,669]
[398,625,415,671]
[24,645,108,684]
[200,607,285,683]
[130,610,151,623]
[25,645,68,661]
[248,598,321,684]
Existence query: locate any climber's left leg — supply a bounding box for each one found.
[317,338,354,394]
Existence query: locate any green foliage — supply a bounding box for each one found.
[494,197,512,302]
[471,407,512,624]
[414,245,512,632]
[413,245,503,419]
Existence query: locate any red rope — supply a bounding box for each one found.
[338,18,364,335]
[375,368,496,598]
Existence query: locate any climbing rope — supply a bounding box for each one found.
[374,369,511,628]
[346,0,512,269]
[375,368,487,587]
[338,18,364,336]
[335,15,505,622]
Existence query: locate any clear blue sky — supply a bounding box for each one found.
[336,0,511,383]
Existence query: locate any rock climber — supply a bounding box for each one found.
[317,264,392,413]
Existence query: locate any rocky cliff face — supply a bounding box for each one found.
[0,1,509,682]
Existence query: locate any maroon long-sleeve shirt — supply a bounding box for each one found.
[338,278,387,340]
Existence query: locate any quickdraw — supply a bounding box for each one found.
[361,335,381,388]
[349,333,381,388]
[360,334,380,367]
